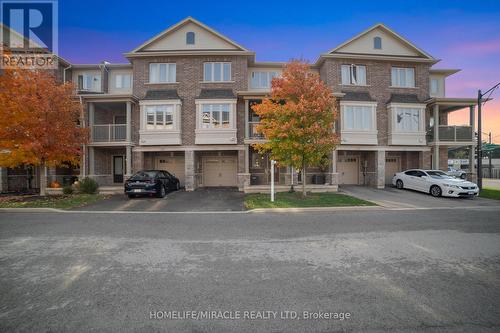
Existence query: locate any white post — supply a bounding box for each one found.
[270,159,276,202]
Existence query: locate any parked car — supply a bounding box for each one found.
[447,167,467,179]
[392,169,479,198]
[124,170,180,198]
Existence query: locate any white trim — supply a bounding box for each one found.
[139,100,182,132]
[129,17,249,53]
[337,145,431,152]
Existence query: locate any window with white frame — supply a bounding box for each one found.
[251,71,279,89]
[394,107,421,132]
[145,105,175,130]
[341,105,374,131]
[341,65,366,85]
[430,78,439,95]
[201,104,231,129]
[391,67,415,87]
[204,62,231,82]
[115,74,132,89]
[77,74,101,91]
[149,63,176,83]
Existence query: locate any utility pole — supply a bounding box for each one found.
[489,132,492,178]
[477,90,482,189]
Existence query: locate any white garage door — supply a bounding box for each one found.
[337,157,359,184]
[385,157,400,184]
[155,156,185,186]
[203,156,237,187]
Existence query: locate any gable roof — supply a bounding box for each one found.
[129,17,250,54]
[322,23,436,63]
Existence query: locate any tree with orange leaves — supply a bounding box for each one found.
[252,60,339,197]
[0,69,88,195]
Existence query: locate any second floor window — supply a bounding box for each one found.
[341,65,366,85]
[78,74,101,91]
[204,62,231,82]
[149,63,176,83]
[430,78,439,95]
[342,105,374,131]
[201,104,231,129]
[391,67,415,88]
[251,71,279,89]
[395,107,421,132]
[115,74,132,89]
[145,105,174,130]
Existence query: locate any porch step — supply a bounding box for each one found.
[244,184,338,194]
[99,186,123,195]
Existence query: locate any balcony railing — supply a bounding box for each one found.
[428,125,473,142]
[92,124,127,142]
[248,122,265,139]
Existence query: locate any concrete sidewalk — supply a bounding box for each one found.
[484,178,500,190]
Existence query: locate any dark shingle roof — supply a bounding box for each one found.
[388,94,421,104]
[341,91,375,102]
[198,89,235,99]
[143,90,180,100]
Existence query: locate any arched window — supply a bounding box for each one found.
[374,36,382,49]
[186,32,195,45]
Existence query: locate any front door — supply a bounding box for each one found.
[113,156,124,183]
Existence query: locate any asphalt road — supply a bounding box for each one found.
[1,208,500,332]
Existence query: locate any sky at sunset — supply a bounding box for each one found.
[57,0,500,143]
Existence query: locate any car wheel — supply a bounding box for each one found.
[430,185,442,197]
[396,180,404,189]
[158,186,166,198]
[460,173,467,179]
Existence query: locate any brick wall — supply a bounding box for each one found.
[131,55,248,146]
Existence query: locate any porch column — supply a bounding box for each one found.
[0,167,7,193]
[432,104,440,169]
[375,150,385,189]
[125,146,132,178]
[89,103,95,142]
[126,101,132,142]
[89,146,95,176]
[330,149,338,185]
[185,150,195,191]
[244,100,249,139]
[469,105,476,181]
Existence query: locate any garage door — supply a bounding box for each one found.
[203,157,237,187]
[155,156,185,186]
[337,157,359,184]
[385,157,400,184]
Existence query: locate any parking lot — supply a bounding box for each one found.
[77,188,245,212]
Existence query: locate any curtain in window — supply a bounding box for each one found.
[396,108,420,132]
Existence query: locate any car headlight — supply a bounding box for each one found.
[444,184,460,189]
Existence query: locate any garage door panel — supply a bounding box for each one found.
[337,157,359,185]
[385,157,400,184]
[203,157,237,187]
[156,156,185,186]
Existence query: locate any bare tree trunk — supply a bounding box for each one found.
[39,163,47,196]
[302,160,307,197]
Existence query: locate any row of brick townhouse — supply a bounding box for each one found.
[0,17,478,193]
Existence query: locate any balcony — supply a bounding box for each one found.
[92,124,127,142]
[247,122,265,140]
[428,125,473,143]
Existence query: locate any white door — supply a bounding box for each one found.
[203,157,237,187]
[337,157,359,184]
[155,156,185,186]
[385,157,400,184]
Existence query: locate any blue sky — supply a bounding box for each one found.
[55,0,498,140]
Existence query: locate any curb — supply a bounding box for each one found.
[247,205,381,213]
[0,207,66,213]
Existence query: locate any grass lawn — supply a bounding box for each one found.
[245,191,375,209]
[480,187,500,200]
[0,194,105,209]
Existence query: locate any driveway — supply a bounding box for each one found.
[340,185,500,209]
[77,188,245,212]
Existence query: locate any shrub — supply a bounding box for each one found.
[62,185,74,195]
[78,177,99,194]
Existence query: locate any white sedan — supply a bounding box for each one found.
[392,169,479,198]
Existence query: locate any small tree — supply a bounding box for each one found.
[252,60,339,197]
[0,69,88,195]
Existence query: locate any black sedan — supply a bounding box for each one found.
[124,170,180,198]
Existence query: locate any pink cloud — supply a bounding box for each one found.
[449,39,500,56]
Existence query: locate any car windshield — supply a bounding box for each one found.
[129,171,157,180]
[426,170,453,179]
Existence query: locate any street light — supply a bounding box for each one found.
[477,82,500,190]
